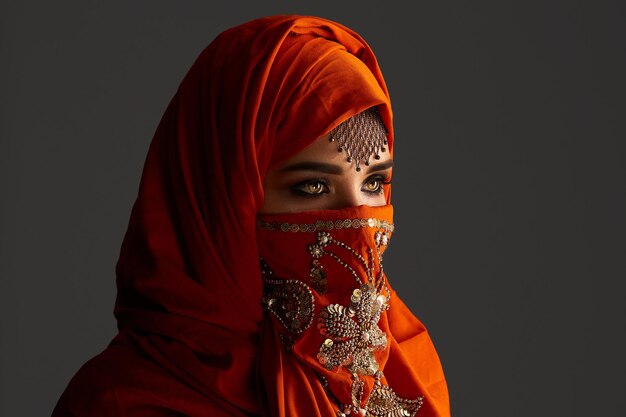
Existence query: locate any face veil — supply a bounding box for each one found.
[257,204,421,416]
[52,15,450,417]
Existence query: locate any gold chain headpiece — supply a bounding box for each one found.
[329,106,388,172]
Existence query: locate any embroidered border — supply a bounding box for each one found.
[257,217,394,234]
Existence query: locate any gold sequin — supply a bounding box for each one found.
[317,372,424,417]
[317,283,387,375]
[261,259,315,350]
[257,217,394,233]
[365,382,424,417]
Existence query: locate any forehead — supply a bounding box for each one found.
[278,133,393,169]
[279,106,392,172]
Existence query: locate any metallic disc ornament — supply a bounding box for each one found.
[329,107,389,172]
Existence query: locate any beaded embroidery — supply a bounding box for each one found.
[309,226,423,416]
[259,217,423,415]
[318,372,424,417]
[307,229,391,294]
[317,282,387,375]
[365,381,424,417]
[309,227,391,372]
[257,217,394,234]
[261,259,315,350]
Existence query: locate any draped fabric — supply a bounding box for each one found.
[256,204,449,416]
[52,15,449,417]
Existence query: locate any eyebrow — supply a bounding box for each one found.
[365,159,394,173]
[279,161,344,175]
[278,159,393,175]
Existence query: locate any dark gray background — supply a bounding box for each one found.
[2,1,625,416]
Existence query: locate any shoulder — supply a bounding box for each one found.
[52,343,176,417]
[52,345,128,416]
[51,338,252,417]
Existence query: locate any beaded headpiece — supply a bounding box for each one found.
[328,106,389,172]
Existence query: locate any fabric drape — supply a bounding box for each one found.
[52,15,449,417]
[256,204,449,416]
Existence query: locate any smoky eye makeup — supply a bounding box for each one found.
[290,178,330,197]
[362,174,392,195]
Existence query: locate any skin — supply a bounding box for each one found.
[261,133,393,213]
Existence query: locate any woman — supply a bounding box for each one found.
[52,15,450,417]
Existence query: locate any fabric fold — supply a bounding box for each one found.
[52,15,449,417]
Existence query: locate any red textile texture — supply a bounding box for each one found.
[52,15,449,417]
[257,204,449,417]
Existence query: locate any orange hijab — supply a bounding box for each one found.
[52,15,449,417]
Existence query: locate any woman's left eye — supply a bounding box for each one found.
[362,176,386,194]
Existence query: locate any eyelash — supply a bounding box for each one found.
[366,175,392,195]
[290,175,391,197]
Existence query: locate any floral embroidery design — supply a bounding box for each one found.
[260,218,424,416]
[310,226,424,416]
[307,229,391,295]
[317,283,388,375]
[310,228,391,374]
[261,259,314,350]
[364,382,424,417]
[319,372,424,417]
[308,232,331,293]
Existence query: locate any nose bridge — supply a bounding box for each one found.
[334,183,365,209]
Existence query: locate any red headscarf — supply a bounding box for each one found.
[52,15,449,417]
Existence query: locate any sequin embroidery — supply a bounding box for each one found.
[317,283,387,375]
[318,372,424,417]
[257,217,394,234]
[259,217,423,415]
[261,259,315,350]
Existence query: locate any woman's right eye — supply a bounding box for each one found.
[291,180,329,196]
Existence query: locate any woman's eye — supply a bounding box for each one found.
[363,177,384,194]
[305,181,325,194]
[292,180,329,196]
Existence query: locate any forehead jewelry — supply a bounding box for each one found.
[328,106,389,172]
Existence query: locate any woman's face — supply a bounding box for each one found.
[261,133,393,213]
